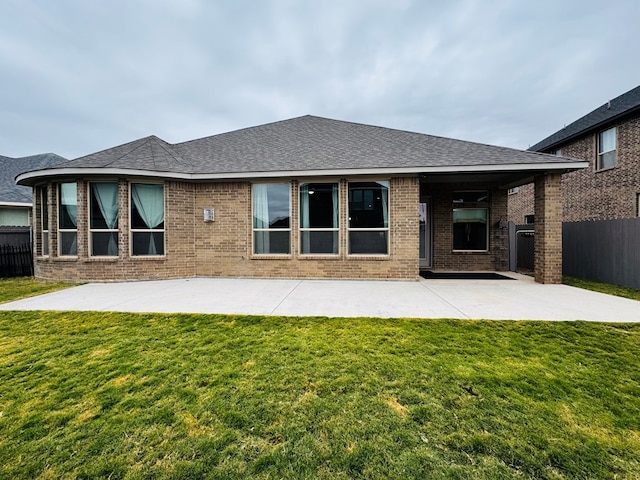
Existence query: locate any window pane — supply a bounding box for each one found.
[92,232,119,256]
[59,183,77,229]
[599,128,616,153]
[60,231,77,256]
[301,231,338,254]
[254,231,290,254]
[132,232,164,255]
[41,189,48,230]
[453,208,488,251]
[253,184,290,229]
[599,151,616,170]
[131,184,164,230]
[300,183,338,228]
[348,182,389,228]
[91,183,119,229]
[349,231,388,254]
[43,232,49,256]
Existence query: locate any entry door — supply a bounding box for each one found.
[419,200,432,269]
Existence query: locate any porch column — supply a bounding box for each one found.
[534,173,562,284]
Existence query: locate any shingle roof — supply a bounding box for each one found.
[529,85,640,152]
[0,153,67,204]
[46,116,578,178]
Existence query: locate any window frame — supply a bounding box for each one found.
[41,186,49,256]
[89,181,120,257]
[452,190,489,253]
[299,182,339,256]
[252,182,292,256]
[347,180,390,256]
[129,182,165,257]
[58,182,78,257]
[596,126,617,171]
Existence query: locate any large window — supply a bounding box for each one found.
[58,183,78,256]
[130,183,164,256]
[300,183,338,254]
[597,127,616,170]
[90,182,119,256]
[348,181,389,255]
[253,183,291,254]
[41,188,49,256]
[452,191,488,252]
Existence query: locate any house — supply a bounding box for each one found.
[509,84,640,223]
[16,115,586,283]
[0,153,66,230]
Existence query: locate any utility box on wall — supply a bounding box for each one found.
[203,208,215,222]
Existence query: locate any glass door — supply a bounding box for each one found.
[419,200,432,269]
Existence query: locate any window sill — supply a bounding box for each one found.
[299,254,341,260]
[130,255,166,260]
[251,254,293,260]
[52,256,78,262]
[84,257,120,262]
[347,254,390,260]
[595,166,616,173]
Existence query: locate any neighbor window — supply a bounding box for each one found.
[90,182,119,256]
[452,191,488,252]
[300,183,339,255]
[597,127,616,170]
[58,183,78,256]
[130,183,164,256]
[348,181,389,255]
[253,183,291,254]
[41,187,49,256]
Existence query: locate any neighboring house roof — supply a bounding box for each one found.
[0,153,67,205]
[17,115,586,185]
[530,85,640,152]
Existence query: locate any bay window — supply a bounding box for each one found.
[58,183,77,256]
[348,181,389,255]
[90,182,119,256]
[253,183,291,254]
[300,183,339,254]
[130,183,164,256]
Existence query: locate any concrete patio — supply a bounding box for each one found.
[1,273,639,322]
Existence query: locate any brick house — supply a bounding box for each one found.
[17,116,585,283]
[509,84,640,223]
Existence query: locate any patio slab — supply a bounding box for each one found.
[0,274,638,322]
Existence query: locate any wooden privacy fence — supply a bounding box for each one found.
[0,243,34,278]
[563,218,640,289]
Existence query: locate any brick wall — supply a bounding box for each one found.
[426,182,509,271]
[534,173,563,284]
[508,113,640,222]
[34,177,421,281]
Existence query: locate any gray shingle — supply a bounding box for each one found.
[530,85,640,152]
[44,116,578,177]
[0,153,67,204]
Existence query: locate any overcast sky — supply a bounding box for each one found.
[1,0,639,159]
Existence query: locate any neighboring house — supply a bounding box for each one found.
[509,84,640,223]
[0,153,67,229]
[17,115,586,284]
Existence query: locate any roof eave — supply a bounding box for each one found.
[16,161,588,185]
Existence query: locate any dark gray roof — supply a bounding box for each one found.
[49,116,577,177]
[0,153,67,204]
[530,85,640,152]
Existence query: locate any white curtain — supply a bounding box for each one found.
[60,183,77,254]
[132,184,164,254]
[94,183,119,255]
[332,184,339,229]
[60,183,77,227]
[253,184,270,253]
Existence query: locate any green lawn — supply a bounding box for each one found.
[564,276,640,301]
[1,311,639,479]
[0,277,74,303]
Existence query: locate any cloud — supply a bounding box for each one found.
[0,0,639,158]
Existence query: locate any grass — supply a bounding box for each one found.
[0,276,74,303]
[1,311,639,479]
[564,276,640,301]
